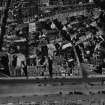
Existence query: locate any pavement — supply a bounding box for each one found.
[0,75,105,84]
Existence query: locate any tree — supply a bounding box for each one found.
[94,0,105,10]
[13,0,24,23]
[0,0,11,51]
[94,0,105,30]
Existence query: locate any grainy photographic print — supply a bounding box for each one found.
[0,0,105,105]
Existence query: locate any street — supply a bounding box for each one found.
[1,82,105,104]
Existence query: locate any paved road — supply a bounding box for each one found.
[0,94,101,105]
[0,81,105,97]
[1,83,105,104]
[1,63,105,104]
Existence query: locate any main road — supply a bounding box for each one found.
[0,75,105,97]
[1,78,105,104]
[0,63,105,102]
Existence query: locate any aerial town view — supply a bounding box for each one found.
[0,0,105,104]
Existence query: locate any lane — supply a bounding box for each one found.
[0,63,105,99]
[0,94,92,104]
[0,74,105,84]
[1,83,105,104]
[0,84,87,97]
[1,81,105,97]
